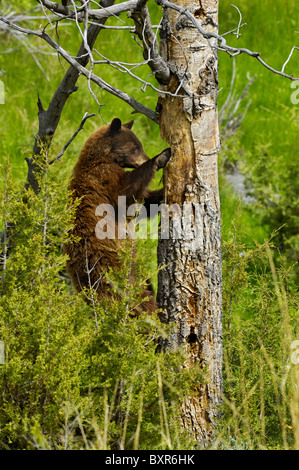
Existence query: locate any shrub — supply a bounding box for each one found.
[0,157,195,450]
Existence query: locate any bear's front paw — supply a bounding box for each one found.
[156,148,171,170]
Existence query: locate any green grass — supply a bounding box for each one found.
[0,9,165,185]
[219,0,299,155]
[1,1,298,244]
[0,0,298,450]
[1,1,298,186]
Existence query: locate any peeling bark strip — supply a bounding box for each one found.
[157,0,223,444]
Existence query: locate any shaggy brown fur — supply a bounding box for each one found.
[64,118,170,313]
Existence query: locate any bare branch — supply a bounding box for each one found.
[219,58,256,135]
[93,50,184,98]
[156,0,299,81]
[37,0,140,22]
[281,46,299,73]
[220,23,247,37]
[129,0,171,84]
[0,15,159,122]
[230,4,242,39]
[1,1,117,193]
[36,0,74,17]
[2,0,297,196]
[49,112,96,165]
[0,12,57,77]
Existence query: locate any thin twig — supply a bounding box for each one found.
[221,22,247,37]
[49,112,96,164]
[156,0,299,81]
[93,50,185,98]
[129,1,170,84]
[281,46,299,73]
[230,4,242,39]
[37,0,139,22]
[0,16,159,122]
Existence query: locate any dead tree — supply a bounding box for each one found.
[1,0,298,445]
[156,0,222,443]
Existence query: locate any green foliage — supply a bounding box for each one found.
[0,0,298,451]
[218,0,299,280]
[0,158,91,447]
[0,158,197,450]
[217,207,299,450]
[243,111,299,275]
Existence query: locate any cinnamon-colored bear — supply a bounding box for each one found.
[65,118,170,313]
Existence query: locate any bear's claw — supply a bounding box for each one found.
[156,148,171,170]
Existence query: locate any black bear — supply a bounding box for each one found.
[64,118,170,313]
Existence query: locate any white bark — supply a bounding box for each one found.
[157,0,223,444]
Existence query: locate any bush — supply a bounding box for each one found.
[0,157,195,450]
[217,207,299,450]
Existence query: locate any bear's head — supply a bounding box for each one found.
[79,118,150,169]
[107,118,149,168]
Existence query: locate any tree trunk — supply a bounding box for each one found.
[157,0,223,445]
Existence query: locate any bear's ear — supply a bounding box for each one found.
[109,118,122,136]
[123,120,134,129]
